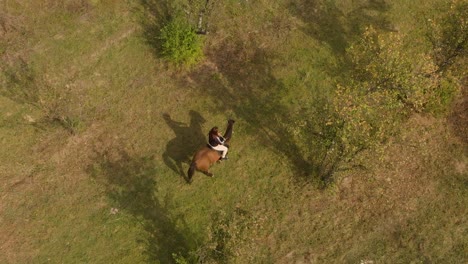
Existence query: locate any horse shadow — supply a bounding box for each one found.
[162,111,206,179]
[88,149,194,263]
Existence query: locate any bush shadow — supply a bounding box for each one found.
[88,148,193,263]
[162,111,207,180]
[136,0,173,57]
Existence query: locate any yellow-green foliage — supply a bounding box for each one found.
[347,26,440,112]
[331,26,442,155]
[159,17,204,66]
[426,0,467,71]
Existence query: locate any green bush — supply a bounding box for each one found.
[159,17,204,66]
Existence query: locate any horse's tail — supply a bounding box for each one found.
[187,161,196,183]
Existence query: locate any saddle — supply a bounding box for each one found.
[207,143,230,150]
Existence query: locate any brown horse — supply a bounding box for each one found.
[187,119,235,183]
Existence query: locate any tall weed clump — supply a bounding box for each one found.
[159,17,204,66]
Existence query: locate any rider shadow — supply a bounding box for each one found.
[162,111,206,180]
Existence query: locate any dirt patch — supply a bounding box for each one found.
[336,114,454,225]
[454,160,467,174]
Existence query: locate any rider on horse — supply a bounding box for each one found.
[208,126,228,160]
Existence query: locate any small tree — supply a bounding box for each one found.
[309,26,442,183]
[175,0,219,34]
[347,26,441,113]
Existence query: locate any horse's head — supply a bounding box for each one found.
[223,119,235,142]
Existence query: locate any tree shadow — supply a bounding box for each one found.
[162,111,206,180]
[448,78,468,144]
[88,148,193,263]
[184,40,322,180]
[289,0,393,54]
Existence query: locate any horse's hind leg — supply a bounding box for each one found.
[198,163,213,177]
[192,156,216,178]
[203,170,213,177]
[187,162,197,183]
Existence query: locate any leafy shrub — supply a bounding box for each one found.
[159,17,204,66]
[178,208,258,264]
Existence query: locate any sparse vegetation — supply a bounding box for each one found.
[1,0,466,263]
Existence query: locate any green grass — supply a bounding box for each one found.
[1,0,466,263]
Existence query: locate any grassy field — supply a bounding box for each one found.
[1,0,466,263]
